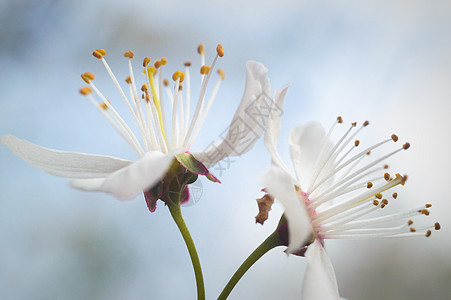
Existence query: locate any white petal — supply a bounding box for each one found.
[302,240,340,300]
[289,123,333,191]
[194,60,271,168]
[261,164,312,253]
[70,151,175,200]
[263,85,291,172]
[1,134,131,178]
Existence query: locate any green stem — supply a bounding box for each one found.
[168,202,205,300]
[218,230,284,300]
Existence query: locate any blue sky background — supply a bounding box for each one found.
[1,0,450,299]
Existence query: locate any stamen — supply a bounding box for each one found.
[79,87,92,95]
[143,57,151,67]
[217,69,226,80]
[419,209,430,216]
[92,49,106,59]
[81,72,95,84]
[200,65,211,75]
[435,222,441,230]
[123,50,134,58]
[198,44,205,66]
[89,82,145,155]
[189,69,224,145]
[216,44,224,57]
[184,46,220,146]
[391,134,399,142]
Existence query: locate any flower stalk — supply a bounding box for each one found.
[167,201,205,300]
[218,228,285,299]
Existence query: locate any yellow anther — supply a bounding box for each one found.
[79,87,92,95]
[419,209,430,216]
[392,192,398,199]
[197,44,205,55]
[373,200,379,206]
[143,57,151,67]
[395,173,407,185]
[143,66,156,75]
[384,173,390,181]
[216,44,224,57]
[434,222,441,230]
[200,65,211,75]
[425,230,432,237]
[172,70,185,82]
[123,50,134,58]
[384,164,389,169]
[154,60,162,68]
[141,84,148,91]
[161,57,167,65]
[408,220,413,226]
[391,134,399,142]
[184,61,192,67]
[217,69,225,80]
[367,182,373,189]
[403,142,410,150]
[425,204,432,208]
[351,122,357,127]
[375,193,383,199]
[99,103,108,110]
[354,140,360,147]
[381,199,389,205]
[125,76,131,84]
[381,204,386,209]
[363,120,370,126]
[92,49,106,59]
[81,72,95,83]
[337,116,343,123]
[410,227,417,232]
[163,79,169,86]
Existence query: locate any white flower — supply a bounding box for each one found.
[262,102,440,299]
[2,45,273,200]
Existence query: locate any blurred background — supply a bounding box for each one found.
[1,0,450,299]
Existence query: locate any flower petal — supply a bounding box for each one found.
[1,134,131,178]
[263,85,291,172]
[302,240,340,300]
[289,123,333,191]
[261,164,312,253]
[70,151,175,200]
[194,60,271,168]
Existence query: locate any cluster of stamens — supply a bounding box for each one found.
[79,44,225,157]
[297,117,440,240]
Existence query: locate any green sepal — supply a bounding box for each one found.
[175,153,209,176]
